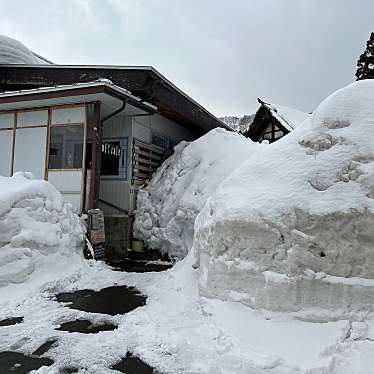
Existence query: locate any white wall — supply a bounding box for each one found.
[99,180,131,212]
[132,114,196,145]
[0,131,13,176]
[48,170,83,212]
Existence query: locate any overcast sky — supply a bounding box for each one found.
[1,0,373,116]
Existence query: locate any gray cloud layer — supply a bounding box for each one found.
[1,0,373,116]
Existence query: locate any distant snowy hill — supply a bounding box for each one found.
[0,34,48,64]
[220,114,255,133]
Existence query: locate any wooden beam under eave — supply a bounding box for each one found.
[89,102,101,209]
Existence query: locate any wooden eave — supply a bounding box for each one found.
[0,65,232,135]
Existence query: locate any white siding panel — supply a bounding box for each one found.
[48,170,83,191]
[48,170,83,212]
[99,180,130,211]
[0,130,13,176]
[61,193,81,212]
[18,110,48,127]
[132,114,196,145]
[132,121,150,143]
[102,115,132,139]
[0,113,14,129]
[52,107,85,124]
[13,127,47,179]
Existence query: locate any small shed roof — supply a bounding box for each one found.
[244,98,310,142]
[257,98,310,131]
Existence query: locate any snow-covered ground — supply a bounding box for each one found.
[2,250,374,373]
[134,128,263,258]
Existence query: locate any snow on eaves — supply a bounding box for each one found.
[261,100,310,131]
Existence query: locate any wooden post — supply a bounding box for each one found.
[89,102,101,209]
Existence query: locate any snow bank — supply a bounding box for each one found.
[0,34,42,64]
[0,173,84,286]
[134,128,263,258]
[195,80,374,318]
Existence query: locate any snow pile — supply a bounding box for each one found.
[134,128,263,258]
[0,172,84,286]
[195,80,374,318]
[0,34,42,64]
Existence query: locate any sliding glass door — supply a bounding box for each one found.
[46,105,87,212]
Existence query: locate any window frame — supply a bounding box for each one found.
[47,105,86,172]
[99,136,129,181]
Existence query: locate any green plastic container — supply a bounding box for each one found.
[132,240,144,252]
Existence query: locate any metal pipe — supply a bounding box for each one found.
[101,99,127,123]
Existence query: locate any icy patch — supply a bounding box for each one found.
[134,128,263,258]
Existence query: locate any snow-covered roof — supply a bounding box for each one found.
[0,79,156,109]
[0,34,51,64]
[0,80,157,118]
[259,99,310,131]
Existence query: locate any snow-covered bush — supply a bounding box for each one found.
[134,128,263,258]
[0,173,84,286]
[195,80,374,318]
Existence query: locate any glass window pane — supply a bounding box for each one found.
[13,127,47,179]
[48,125,84,169]
[18,110,48,127]
[52,107,84,125]
[0,112,14,129]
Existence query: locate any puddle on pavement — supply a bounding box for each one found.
[0,317,23,327]
[111,352,156,373]
[55,285,146,316]
[109,259,173,273]
[56,319,117,334]
[32,339,58,356]
[0,351,54,374]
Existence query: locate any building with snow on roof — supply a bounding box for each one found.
[243,98,310,143]
[0,35,232,254]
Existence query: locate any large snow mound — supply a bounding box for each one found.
[195,80,374,318]
[0,34,41,64]
[0,173,84,286]
[134,128,263,258]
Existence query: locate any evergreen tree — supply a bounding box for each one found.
[356,32,374,80]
